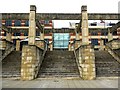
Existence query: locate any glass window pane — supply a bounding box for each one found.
[53,33,69,49]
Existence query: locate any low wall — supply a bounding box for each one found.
[106,40,120,50]
[105,40,120,63]
[21,45,44,80]
[75,45,96,80]
[0,40,15,60]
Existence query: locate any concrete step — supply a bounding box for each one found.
[38,50,80,78]
[2,51,22,78]
[95,50,120,77]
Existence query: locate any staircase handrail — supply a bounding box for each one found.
[1,45,15,61]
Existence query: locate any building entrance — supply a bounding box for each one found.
[53,33,69,49]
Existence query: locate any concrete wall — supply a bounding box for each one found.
[21,45,44,80]
[75,45,96,80]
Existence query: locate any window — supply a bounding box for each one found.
[14,20,21,26]
[53,33,69,49]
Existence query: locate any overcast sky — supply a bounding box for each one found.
[0,0,119,28]
[0,0,119,13]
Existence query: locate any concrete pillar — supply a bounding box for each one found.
[76,33,80,40]
[40,33,44,40]
[28,5,36,45]
[16,39,20,51]
[21,45,41,80]
[78,45,96,80]
[68,43,71,51]
[50,43,53,51]
[108,31,113,42]
[117,28,120,39]
[6,32,12,42]
[81,6,89,45]
[99,39,104,51]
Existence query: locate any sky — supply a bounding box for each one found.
[0,0,119,28]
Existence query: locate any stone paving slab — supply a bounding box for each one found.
[1,78,119,88]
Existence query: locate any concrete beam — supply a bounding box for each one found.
[2,25,12,33]
[109,21,120,32]
[2,13,120,20]
[76,20,82,33]
[36,19,43,32]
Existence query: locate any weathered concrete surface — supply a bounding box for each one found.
[28,5,36,45]
[16,39,20,51]
[38,51,80,78]
[75,45,96,80]
[108,32,113,42]
[21,45,43,80]
[2,13,120,20]
[2,51,21,78]
[106,40,120,50]
[95,50,120,77]
[2,78,118,88]
[81,6,89,45]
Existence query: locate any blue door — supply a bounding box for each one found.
[53,33,69,49]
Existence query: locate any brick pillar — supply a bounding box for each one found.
[108,31,113,42]
[28,5,36,45]
[81,6,89,45]
[16,39,20,51]
[6,32,12,42]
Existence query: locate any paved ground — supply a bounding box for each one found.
[1,77,119,88]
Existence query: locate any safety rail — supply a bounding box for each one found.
[72,40,83,79]
[106,43,120,64]
[35,40,48,57]
[2,46,15,60]
[0,40,15,61]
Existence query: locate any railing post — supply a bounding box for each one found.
[108,31,113,42]
[16,39,20,51]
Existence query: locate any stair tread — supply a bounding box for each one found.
[38,51,80,78]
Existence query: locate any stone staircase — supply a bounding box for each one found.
[38,50,80,78]
[1,46,15,61]
[2,51,21,78]
[95,50,120,77]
